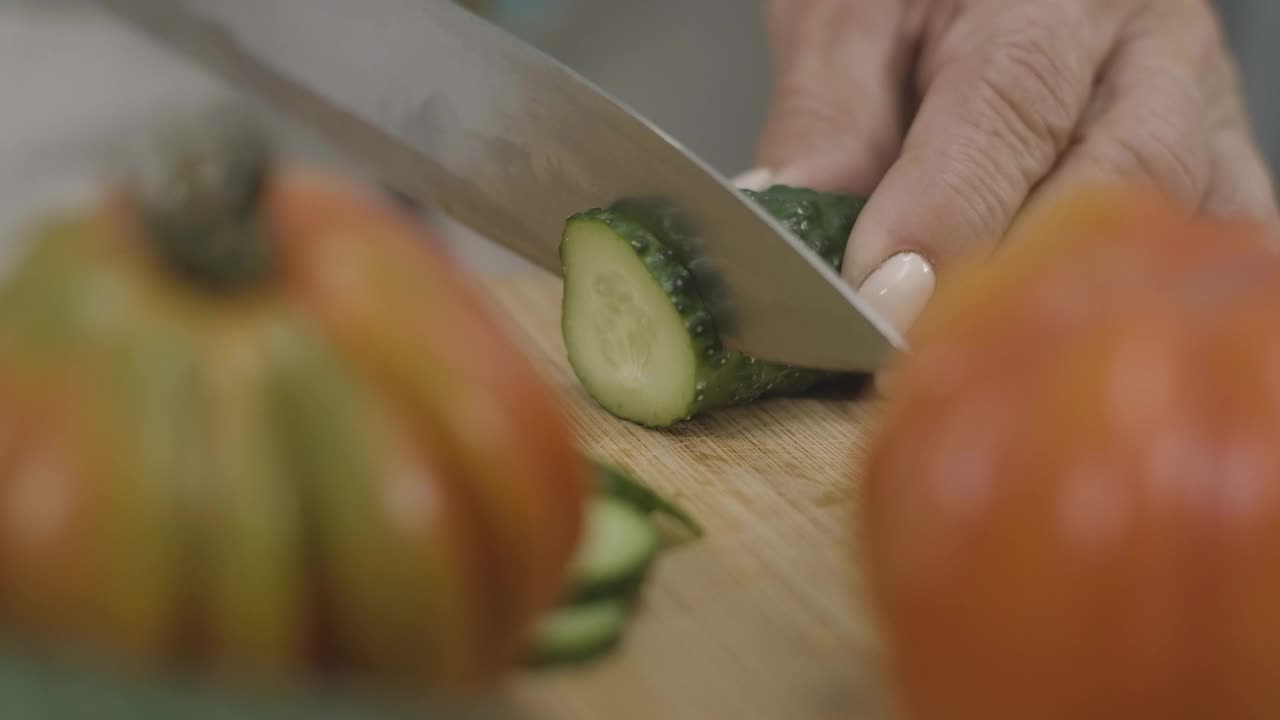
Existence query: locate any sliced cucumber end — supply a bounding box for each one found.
[561,217,699,427]
[524,599,628,667]
[593,460,703,540]
[569,496,660,602]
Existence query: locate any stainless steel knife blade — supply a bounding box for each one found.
[94,0,905,371]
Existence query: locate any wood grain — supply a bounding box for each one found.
[469,272,895,720]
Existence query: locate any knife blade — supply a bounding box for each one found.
[94,0,905,371]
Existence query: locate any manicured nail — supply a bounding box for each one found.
[771,165,815,188]
[857,252,935,334]
[731,167,774,191]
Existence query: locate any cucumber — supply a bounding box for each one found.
[560,185,867,427]
[525,463,701,668]
[569,496,660,602]
[525,599,627,666]
[522,497,656,667]
[593,460,702,539]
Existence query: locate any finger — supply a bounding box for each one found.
[747,0,916,194]
[1023,3,1225,222]
[1197,49,1280,229]
[843,1,1128,332]
[1202,128,1280,230]
[1021,54,1212,225]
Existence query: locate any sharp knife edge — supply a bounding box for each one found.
[94,0,907,371]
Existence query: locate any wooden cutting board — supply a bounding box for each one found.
[468,271,895,720]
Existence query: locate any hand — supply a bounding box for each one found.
[741,0,1280,334]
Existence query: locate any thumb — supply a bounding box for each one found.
[740,0,914,195]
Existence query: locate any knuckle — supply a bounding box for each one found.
[1178,0,1228,59]
[977,8,1087,155]
[907,136,1020,247]
[1135,86,1211,201]
[1204,134,1280,226]
[764,69,900,154]
[765,77,849,141]
[1143,0,1232,71]
[927,3,1091,177]
[1080,121,1209,206]
[1061,12,1216,208]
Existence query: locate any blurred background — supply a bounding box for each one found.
[1,0,1277,275]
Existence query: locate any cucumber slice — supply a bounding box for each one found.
[569,496,660,602]
[524,465,700,669]
[560,212,705,428]
[525,599,628,666]
[560,186,867,428]
[593,460,702,539]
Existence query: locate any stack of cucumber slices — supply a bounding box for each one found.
[535,185,867,659]
[559,185,868,428]
[525,461,701,666]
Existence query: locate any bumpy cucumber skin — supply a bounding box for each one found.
[743,185,866,267]
[611,185,863,271]
[563,185,866,427]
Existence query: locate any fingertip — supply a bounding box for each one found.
[731,167,776,191]
[853,249,936,335]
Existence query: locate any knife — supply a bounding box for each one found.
[93,0,905,371]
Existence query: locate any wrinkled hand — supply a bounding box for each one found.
[742,0,1280,334]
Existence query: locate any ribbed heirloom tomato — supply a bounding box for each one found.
[860,185,1280,719]
[0,124,587,692]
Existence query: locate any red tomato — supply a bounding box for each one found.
[860,184,1280,719]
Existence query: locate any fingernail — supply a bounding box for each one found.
[857,252,936,334]
[731,167,774,191]
[771,165,814,188]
